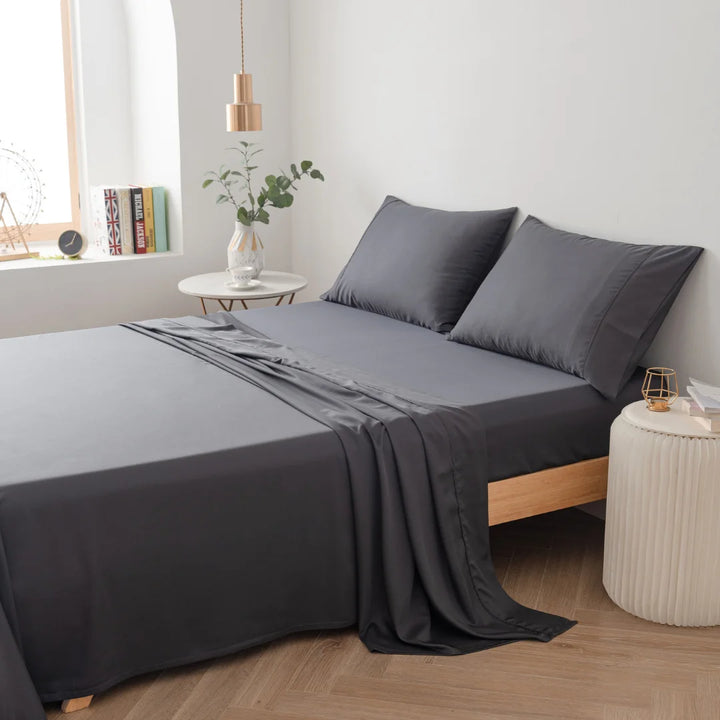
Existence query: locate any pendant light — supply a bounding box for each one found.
[226,0,262,131]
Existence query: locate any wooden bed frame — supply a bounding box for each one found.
[59,455,608,713]
[488,456,608,526]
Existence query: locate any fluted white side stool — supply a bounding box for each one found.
[603,401,720,626]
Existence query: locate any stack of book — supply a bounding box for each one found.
[91,186,168,255]
[678,377,720,433]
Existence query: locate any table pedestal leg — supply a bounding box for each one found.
[199,294,297,313]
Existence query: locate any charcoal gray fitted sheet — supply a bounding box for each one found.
[0,301,641,716]
[243,301,643,480]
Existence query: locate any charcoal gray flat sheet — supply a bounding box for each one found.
[0,302,641,718]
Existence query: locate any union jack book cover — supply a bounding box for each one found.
[90,187,119,255]
[103,188,122,255]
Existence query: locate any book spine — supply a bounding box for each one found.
[131,187,147,253]
[90,187,109,254]
[104,188,122,255]
[143,187,156,252]
[152,187,168,252]
[118,189,135,254]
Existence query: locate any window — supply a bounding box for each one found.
[1,0,80,242]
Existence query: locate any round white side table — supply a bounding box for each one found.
[178,271,307,314]
[603,400,720,626]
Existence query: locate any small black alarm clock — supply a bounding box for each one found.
[58,229,87,258]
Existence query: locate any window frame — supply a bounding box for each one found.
[25,0,81,243]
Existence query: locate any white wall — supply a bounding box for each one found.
[288,0,720,385]
[0,0,291,339]
[73,0,134,238]
[73,0,183,255]
[172,0,293,273]
[123,0,183,253]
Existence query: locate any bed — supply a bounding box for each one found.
[1,300,635,712]
[0,203,701,718]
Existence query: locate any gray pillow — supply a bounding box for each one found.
[449,216,703,398]
[321,196,517,332]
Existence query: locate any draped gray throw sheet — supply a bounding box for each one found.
[1,314,573,719]
[124,313,575,653]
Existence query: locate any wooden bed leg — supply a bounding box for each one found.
[60,696,93,713]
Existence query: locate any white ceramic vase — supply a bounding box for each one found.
[227,221,264,282]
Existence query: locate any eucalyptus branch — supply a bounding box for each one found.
[202,141,324,226]
[217,173,240,210]
[202,169,240,210]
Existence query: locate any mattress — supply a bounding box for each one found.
[0,300,641,705]
[3,301,642,489]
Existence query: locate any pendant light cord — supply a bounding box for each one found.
[240,0,245,74]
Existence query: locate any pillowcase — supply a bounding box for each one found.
[321,196,517,332]
[449,216,703,398]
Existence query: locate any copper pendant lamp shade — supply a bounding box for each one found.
[227,0,262,131]
[227,73,262,131]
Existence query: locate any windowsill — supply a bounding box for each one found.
[0,241,181,271]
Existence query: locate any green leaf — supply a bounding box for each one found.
[266,186,282,203]
[202,178,214,188]
[309,169,324,181]
[265,174,277,187]
[272,192,294,209]
[301,160,312,172]
[277,176,291,190]
[291,163,300,179]
[220,170,231,180]
[230,171,243,176]
[239,141,249,147]
[256,208,270,224]
[236,206,251,224]
[216,194,230,204]
[247,166,258,171]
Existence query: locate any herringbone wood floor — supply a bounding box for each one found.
[45,509,720,720]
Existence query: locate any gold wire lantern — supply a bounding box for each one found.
[226,0,262,132]
[642,367,679,412]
